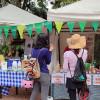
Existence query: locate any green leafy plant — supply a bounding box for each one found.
[0,44,9,56]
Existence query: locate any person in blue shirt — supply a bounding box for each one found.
[30,34,53,100]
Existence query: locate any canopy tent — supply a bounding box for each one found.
[0,4,45,25]
[47,0,100,21]
[47,0,100,68]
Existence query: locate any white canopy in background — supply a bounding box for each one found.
[47,0,100,21]
[0,4,45,25]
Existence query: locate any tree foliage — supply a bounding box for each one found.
[29,0,48,19]
[0,0,80,19]
[52,0,80,9]
[0,0,47,19]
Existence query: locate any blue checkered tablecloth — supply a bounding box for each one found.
[0,70,26,87]
[0,70,26,95]
[1,86,10,95]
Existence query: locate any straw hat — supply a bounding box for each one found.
[67,34,86,49]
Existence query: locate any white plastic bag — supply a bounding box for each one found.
[47,96,53,100]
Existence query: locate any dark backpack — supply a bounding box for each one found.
[68,49,87,82]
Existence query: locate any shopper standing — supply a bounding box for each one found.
[30,34,53,100]
[63,34,88,100]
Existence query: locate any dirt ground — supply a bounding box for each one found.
[1,88,31,100]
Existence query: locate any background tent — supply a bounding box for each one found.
[0,4,45,25]
[47,1,100,100]
[47,0,100,67]
[0,4,47,66]
[47,0,100,21]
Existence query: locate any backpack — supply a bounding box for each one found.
[68,49,87,82]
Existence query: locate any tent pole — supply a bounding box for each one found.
[58,33,61,65]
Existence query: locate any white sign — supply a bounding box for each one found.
[51,73,65,84]
[86,74,92,85]
[1,62,7,70]
[93,74,100,85]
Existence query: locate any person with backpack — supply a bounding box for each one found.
[63,34,88,100]
[30,34,54,100]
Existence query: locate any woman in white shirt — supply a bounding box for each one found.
[63,34,88,100]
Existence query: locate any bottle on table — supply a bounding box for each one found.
[12,60,17,71]
[17,60,22,71]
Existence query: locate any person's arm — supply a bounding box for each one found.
[45,49,52,64]
[44,43,54,64]
[63,53,69,72]
[31,48,34,57]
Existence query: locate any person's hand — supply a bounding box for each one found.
[49,43,54,52]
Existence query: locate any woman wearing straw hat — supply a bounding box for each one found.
[63,34,88,100]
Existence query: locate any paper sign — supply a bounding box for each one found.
[51,73,65,84]
[86,74,92,85]
[93,74,100,85]
[1,62,7,70]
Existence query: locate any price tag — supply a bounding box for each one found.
[93,74,100,85]
[51,73,65,84]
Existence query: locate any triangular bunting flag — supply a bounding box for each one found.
[44,21,52,33]
[91,22,99,32]
[55,21,63,33]
[26,24,33,37]
[11,26,17,39]
[79,21,86,32]
[35,23,43,34]
[67,22,75,32]
[0,26,3,37]
[3,26,10,38]
[17,25,25,39]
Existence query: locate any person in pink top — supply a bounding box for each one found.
[63,34,88,100]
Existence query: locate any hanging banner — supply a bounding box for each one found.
[11,26,17,39]
[26,24,33,37]
[0,26,3,37]
[17,25,25,39]
[67,22,75,32]
[91,22,99,32]
[44,21,52,33]
[35,23,43,34]
[79,21,86,32]
[55,21,63,33]
[3,26,10,38]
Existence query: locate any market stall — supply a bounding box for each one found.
[47,0,100,99]
[51,72,100,100]
[0,4,53,98]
